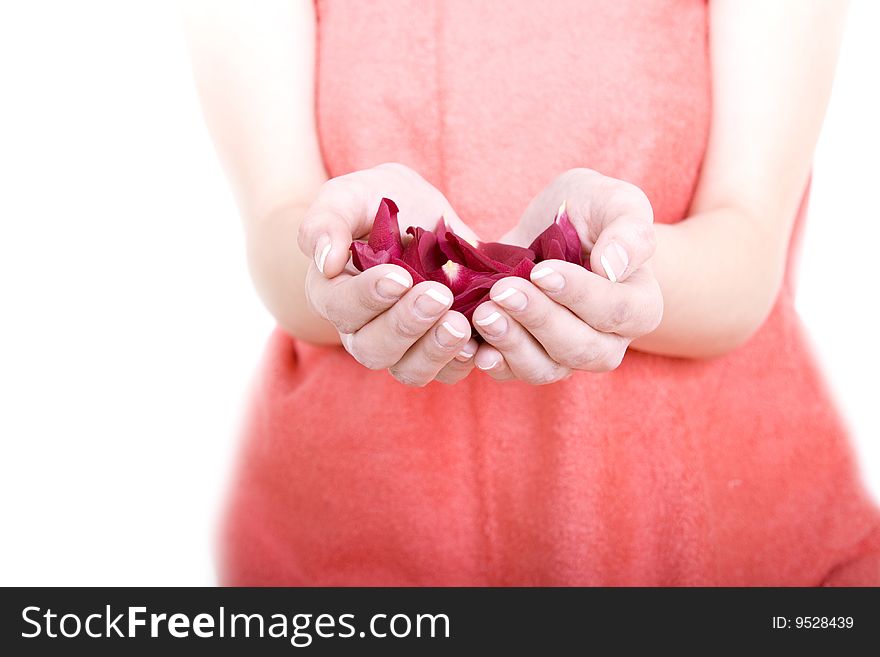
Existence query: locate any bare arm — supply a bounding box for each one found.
[182,2,479,386]
[635,0,849,357]
[470,0,849,382]
[181,0,334,343]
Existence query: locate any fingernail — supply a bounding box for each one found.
[456,347,475,361]
[376,271,412,299]
[315,234,331,274]
[476,356,500,371]
[438,321,467,346]
[600,242,629,283]
[474,310,507,337]
[530,267,565,292]
[554,200,567,221]
[492,287,527,311]
[414,288,452,317]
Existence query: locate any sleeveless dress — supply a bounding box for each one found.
[219,0,880,585]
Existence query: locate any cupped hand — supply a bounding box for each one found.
[298,163,479,386]
[473,168,663,384]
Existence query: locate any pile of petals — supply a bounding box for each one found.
[350,198,589,332]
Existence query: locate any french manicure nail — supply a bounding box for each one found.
[315,234,331,274]
[376,271,412,299]
[476,358,499,371]
[457,348,475,361]
[474,311,507,337]
[438,321,467,346]
[492,287,527,311]
[414,288,452,317]
[530,267,565,292]
[601,242,629,282]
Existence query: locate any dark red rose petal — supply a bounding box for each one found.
[351,242,389,270]
[351,198,589,338]
[349,198,407,270]
[388,257,427,286]
[529,202,587,267]
[442,232,531,274]
[367,198,404,256]
[402,226,448,273]
[479,241,535,268]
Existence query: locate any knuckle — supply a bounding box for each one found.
[521,307,551,331]
[526,364,569,386]
[360,356,390,371]
[391,313,428,340]
[595,347,626,372]
[388,367,428,387]
[360,289,392,314]
[347,343,388,371]
[436,364,467,385]
[595,299,633,333]
[635,223,657,250]
[333,316,361,335]
[559,283,587,309]
[565,341,603,370]
[424,344,453,365]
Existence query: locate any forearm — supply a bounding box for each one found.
[244,202,341,346]
[631,0,848,359]
[632,207,788,358]
[182,0,337,344]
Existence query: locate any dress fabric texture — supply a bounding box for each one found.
[220,0,880,585]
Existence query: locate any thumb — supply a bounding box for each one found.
[297,207,355,278]
[587,183,656,283]
[589,213,657,283]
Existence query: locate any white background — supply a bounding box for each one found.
[1,1,877,585]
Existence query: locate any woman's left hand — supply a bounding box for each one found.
[472,168,664,383]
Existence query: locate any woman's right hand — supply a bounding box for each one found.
[297,163,479,386]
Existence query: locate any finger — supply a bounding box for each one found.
[437,338,479,385]
[297,205,358,279]
[306,263,414,334]
[435,355,476,385]
[472,302,570,385]
[473,344,516,382]
[297,176,380,278]
[389,312,472,386]
[435,337,479,385]
[587,178,655,282]
[345,281,454,370]
[489,277,629,371]
[455,337,479,363]
[527,260,663,337]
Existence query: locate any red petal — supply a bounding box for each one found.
[388,257,427,285]
[403,226,447,273]
[555,205,584,264]
[529,204,586,266]
[351,241,392,270]
[367,198,404,258]
[510,257,535,279]
[441,259,481,295]
[479,241,535,267]
[443,233,526,273]
[452,274,499,322]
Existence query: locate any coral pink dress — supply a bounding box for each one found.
[220,0,880,585]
